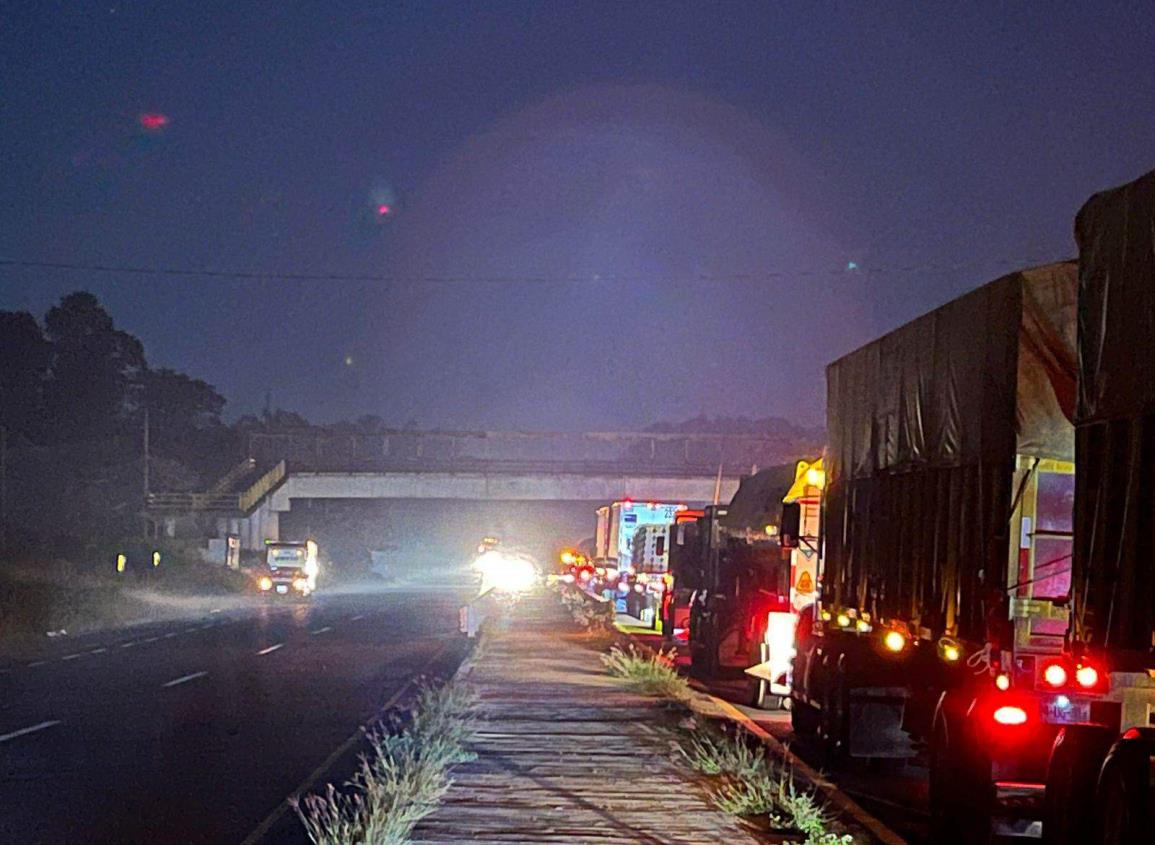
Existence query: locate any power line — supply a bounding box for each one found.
[0,254,1064,285]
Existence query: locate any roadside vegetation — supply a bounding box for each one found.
[595,634,853,844]
[680,726,852,844]
[294,679,476,845]
[601,643,692,702]
[0,552,249,647]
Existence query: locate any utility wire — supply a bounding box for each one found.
[0,254,1064,285]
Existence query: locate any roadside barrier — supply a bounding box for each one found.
[459,587,498,638]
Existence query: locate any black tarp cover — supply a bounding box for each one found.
[720,464,797,532]
[824,262,1077,640]
[1073,169,1155,657]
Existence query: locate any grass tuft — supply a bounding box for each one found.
[678,727,767,778]
[293,679,476,845]
[600,644,691,702]
[674,726,854,844]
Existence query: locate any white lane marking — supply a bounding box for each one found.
[200,623,215,630]
[350,614,365,621]
[143,636,160,643]
[60,653,82,661]
[256,643,284,656]
[161,671,208,688]
[0,720,62,744]
[310,626,332,635]
[120,641,139,649]
[28,660,47,667]
[163,632,178,639]
[89,647,107,655]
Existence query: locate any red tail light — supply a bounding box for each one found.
[993,705,1029,726]
[1075,664,1099,689]
[1043,662,1068,688]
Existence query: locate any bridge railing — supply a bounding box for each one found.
[247,429,819,475]
[238,459,287,513]
[146,492,240,512]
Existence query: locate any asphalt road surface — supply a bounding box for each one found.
[0,586,471,845]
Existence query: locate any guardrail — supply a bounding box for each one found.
[238,459,286,513]
[208,457,257,494]
[459,588,499,638]
[247,428,821,474]
[146,492,239,512]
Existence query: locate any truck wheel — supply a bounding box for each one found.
[1043,723,1116,845]
[930,711,996,845]
[791,697,819,736]
[1095,731,1155,845]
[929,717,965,844]
[821,664,849,762]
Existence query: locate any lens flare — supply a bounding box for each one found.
[138,113,170,131]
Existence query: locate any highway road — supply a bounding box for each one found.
[0,586,471,845]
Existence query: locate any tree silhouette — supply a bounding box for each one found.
[0,311,51,440]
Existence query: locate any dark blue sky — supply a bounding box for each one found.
[2,2,1152,429]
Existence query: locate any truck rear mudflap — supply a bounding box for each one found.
[849,686,916,758]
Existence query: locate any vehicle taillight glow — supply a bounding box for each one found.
[1075,665,1099,689]
[995,672,1011,691]
[1044,663,1068,688]
[993,705,1028,725]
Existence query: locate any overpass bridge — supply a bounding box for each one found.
[148,428,820,551]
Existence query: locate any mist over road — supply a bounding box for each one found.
[0,585,472,844]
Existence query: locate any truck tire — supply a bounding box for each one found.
[1043,723,1116,845]
[1095,730,1155,845]
[930,703,997,845]
[821,661,849,762]
[929,716,965,844]
[790,645,821,737]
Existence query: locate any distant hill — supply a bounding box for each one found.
[645,414,820,438]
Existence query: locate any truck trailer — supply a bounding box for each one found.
[792,169,1155,843]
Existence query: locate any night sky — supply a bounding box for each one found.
[2,2,1153,430]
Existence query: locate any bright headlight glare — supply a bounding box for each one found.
[475,550,538,594]
[883,630,907,653]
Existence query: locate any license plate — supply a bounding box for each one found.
[1043,697,1090,724]
[276,585,288,594]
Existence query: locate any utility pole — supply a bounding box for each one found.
[142,405,150,539]
[0,424,8,553]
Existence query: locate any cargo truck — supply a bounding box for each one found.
[663,507,705,639]
[594,500,685,619]
[681,468,794,685]
[594,500,685,568]
[258,539,319,597]
[791,170,1155,844]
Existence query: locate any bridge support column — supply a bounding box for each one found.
[241,499,280,551]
